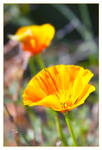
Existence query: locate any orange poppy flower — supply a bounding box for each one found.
[23,65,95,112]
[10,24,55,55]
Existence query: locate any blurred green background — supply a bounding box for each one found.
[4,4,99,146]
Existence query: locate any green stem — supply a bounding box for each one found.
[35,55,45,70]
[64,112,77,146]
[29,56,37,75]
[55,112,68,146]
[26,106,36,129]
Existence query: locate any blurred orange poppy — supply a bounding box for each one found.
[23,65,95,112]
[10,24,55,55]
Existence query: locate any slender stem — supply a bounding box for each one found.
[55,111,68,146]
[35,54,45,70]
[64,112,77,146]
[29,56,37,75]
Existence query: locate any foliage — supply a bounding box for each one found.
[4,4,98,146]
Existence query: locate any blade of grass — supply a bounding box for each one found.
[52,4,97,53]
[4,103,31,146]
[78,4,92,30]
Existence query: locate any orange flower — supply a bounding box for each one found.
[10,24,55,55]
[23,65,95,112]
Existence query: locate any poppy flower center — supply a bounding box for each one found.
[57,90,73,109]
